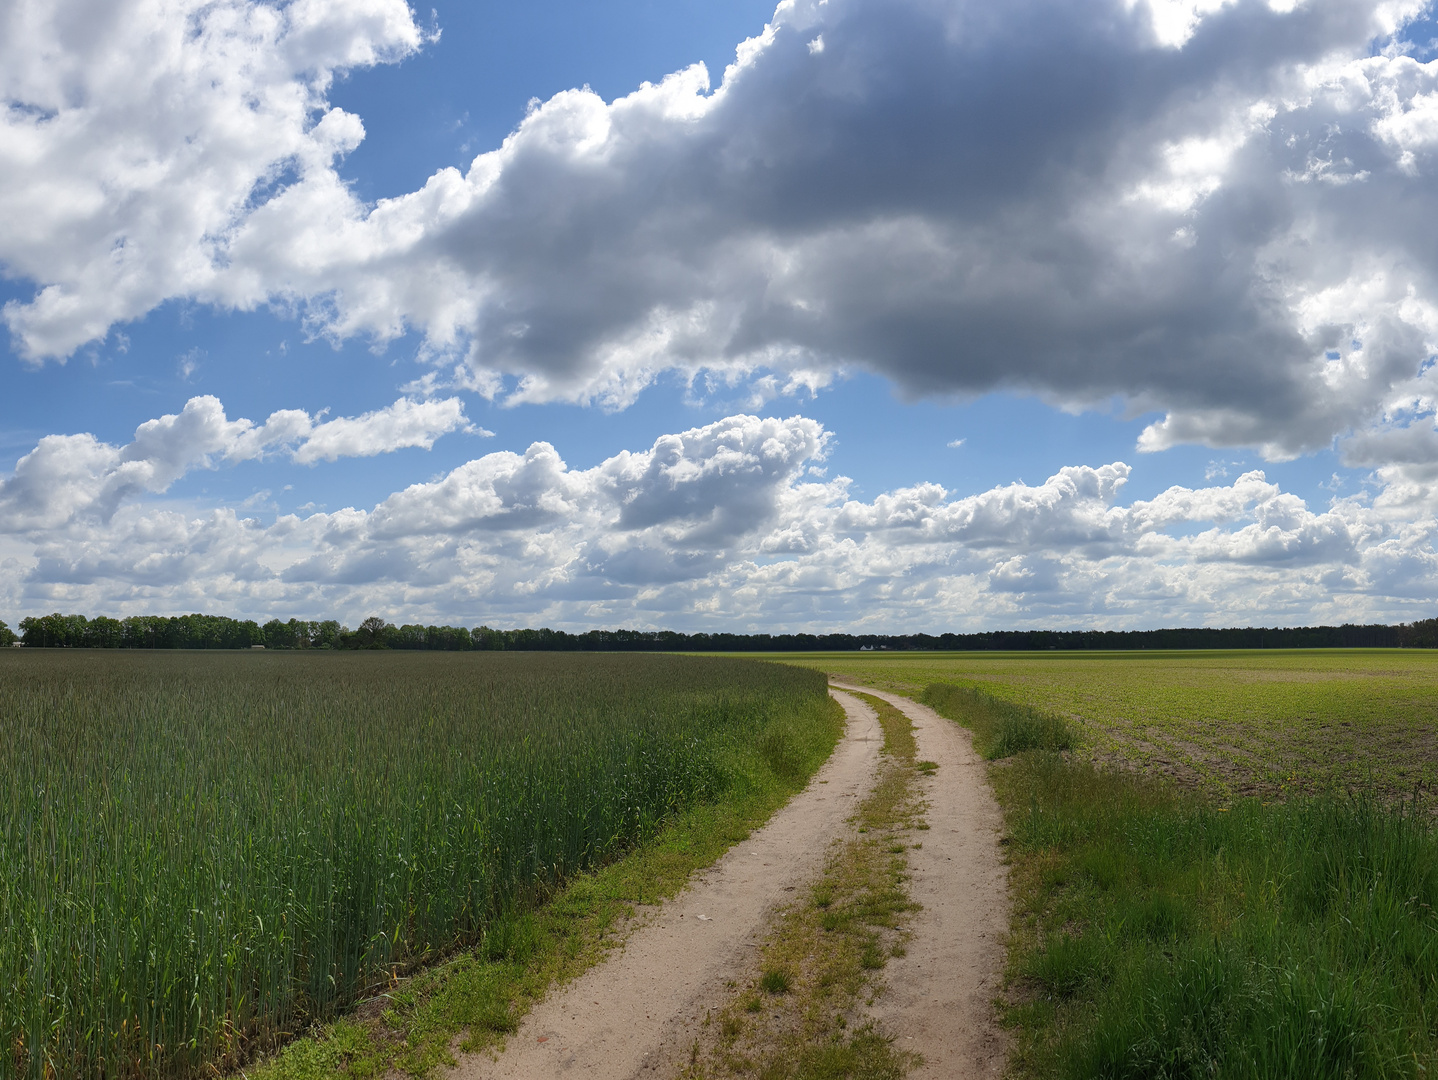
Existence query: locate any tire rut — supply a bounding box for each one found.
[447,689,883,1080]
[832,683,1009,1079]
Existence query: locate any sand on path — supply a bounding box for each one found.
[447,689,883,1080]
[831,682,1010,1079]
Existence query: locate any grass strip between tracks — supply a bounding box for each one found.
[679,691,923,1080]
[245,693,845,1080]
[924,680,1438,1079]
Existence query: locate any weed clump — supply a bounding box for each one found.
[759,969,793,995]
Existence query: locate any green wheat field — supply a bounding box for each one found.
[13,646,1438,1080]
[0,651,833,1080]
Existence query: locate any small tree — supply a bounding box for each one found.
[472,625,506,650]
[84,616,124,648]
[356,616,392,649]
[121,615,162,648]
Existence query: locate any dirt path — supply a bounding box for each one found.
[448,690,883,1080]
[832,683,1010,1078]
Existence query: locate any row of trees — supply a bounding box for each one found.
[8,613,507,651]
[490,620,1438,650]
[6,613,1438,651]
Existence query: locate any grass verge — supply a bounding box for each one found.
[921,683,1075,759]
[680,692,923,1080]
[801,649,1438,803]
[926,682,1438,1079]
[244,694,845,1080]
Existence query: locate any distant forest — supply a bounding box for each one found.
[4,612,1438,651]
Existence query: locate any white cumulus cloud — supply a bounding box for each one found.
[4,404,1438,630]
[0,0,423,360]
[294,397,482,464]
[9,0,1438,474]
[0,394,472,531]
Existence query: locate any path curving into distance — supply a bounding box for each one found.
[448,689,882,1080]
[831,682,1010,1079]
[449,685,1010,1079]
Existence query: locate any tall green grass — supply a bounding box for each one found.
[927,683,1438,1078]
[921,682,1075,758]
[0,651,833,1079]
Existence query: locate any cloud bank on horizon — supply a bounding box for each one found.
[4,0,1438,628]
[1,397,1434,629]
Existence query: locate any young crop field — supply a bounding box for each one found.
[0,650,837,1080]
[780,648,1438,1075]
[785,649,1438,800]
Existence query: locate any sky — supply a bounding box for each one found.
[3,0,1438,633]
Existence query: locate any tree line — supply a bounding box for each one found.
[4,612,1438,651]
[5,614,485,651]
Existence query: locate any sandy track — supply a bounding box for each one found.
[448,689,883,1080]
[832,683,1010,1079]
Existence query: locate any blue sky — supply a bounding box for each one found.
[2,0,1437,631]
